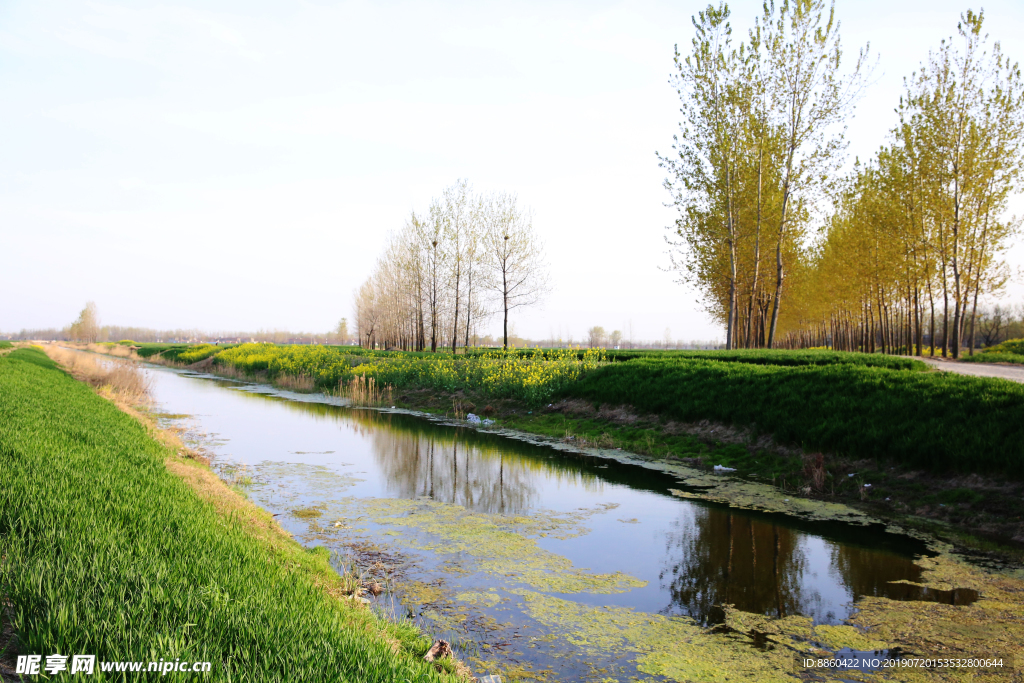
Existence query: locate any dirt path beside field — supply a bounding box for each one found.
[922,357,1024,383]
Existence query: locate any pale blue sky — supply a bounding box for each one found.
[2,0,1022,340]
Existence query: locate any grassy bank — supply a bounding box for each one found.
[566,357,1024,475]
[962,338,1024,365]
[603,348,928,370]
[0,347,458,682]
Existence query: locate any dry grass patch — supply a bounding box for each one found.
[205,362,250,380]
[275,372,315,392]
[88,342,135,358]
[597,404,640,424]
[342,374,393,407]
[47,345,152,403]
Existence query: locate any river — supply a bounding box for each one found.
[140,361,947,681]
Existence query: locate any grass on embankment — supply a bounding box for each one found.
[564,357,1024,476]
[603,348,929,370]
[962,338,1024,365]
[0,347,457,682]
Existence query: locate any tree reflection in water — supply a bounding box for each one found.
[370,429,542,514]
[350,408,605,515]
[662,507,810,624]
[661,506,927,625]
[223,390,607,515]
[830,543,924,600]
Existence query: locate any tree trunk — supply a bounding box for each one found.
[464,264,473,352]
[951,174,963,359]
[767,239,784,348]
[968,206,993,356]
[450,269,461,355]
[430,244,439,353]
[746,146,764,349]
[767,161,795,349]
[502,269,510,349]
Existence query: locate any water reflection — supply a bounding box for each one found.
[346,410,609,508]
[661,506,930,624]
[223,387,606,514]
[830,543,924,600]
[156,372,945,631]
[663,507,809,623]
[369,430,546,514]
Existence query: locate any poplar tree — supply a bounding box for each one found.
[67,302,100,343]
[662,3,744,349]
[481,193,549,350]
[760,0,869,347]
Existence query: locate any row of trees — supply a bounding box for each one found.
[354,181,548,351]
[784,9,1024,356]
[8,302,723,349]
[665,1,1024,356]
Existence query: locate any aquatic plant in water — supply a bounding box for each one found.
[317,496,646,595]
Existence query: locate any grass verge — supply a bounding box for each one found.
[0,347,459,682]
[566,357,1024,475]
[603,348,929,370]
[962,339,1024,365]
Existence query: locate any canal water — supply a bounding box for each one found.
[141,362,936,681]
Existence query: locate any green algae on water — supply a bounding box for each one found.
[508,554,1024,683]
[668,479,875,525]
[250,460,648,596]
[400,579,446,606]
[456,590,503,608]
[248,460,1024,682]
[292,504,326,519]
[325,496,647,594]
[511,589,803,682]
[253,461,365,491]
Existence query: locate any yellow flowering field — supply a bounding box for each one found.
[211,344,605,404]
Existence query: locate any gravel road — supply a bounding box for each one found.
[921,357,1024,384]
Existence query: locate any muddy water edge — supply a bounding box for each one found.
[132,358,1023,682]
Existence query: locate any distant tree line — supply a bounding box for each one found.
[2,303,728,350]
[663,2,1024,357]
[3,303,354,345]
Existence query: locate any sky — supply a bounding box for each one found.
[2,0,1023,342]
